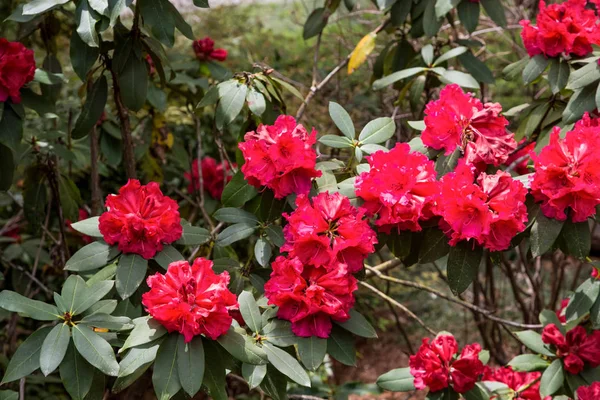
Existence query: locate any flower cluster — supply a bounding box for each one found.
[264,256,357,338]
[530,121,600,222]
[577,382,600,400]
[435,162,528,251]
[409,334,484,393]
[142,258,238,342]
[354,143,438,233]
[185,157,235,200]
[483,367,545,400]
[282,192,377,273]
[239,115,321,199]
[99,179,182,259]
[542,324,600,374]
[520,0,600,58]
[0,38,36,104]
[421,84,516,169]
[193,37,227,62]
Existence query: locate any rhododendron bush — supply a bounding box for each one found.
[2,0,600,399]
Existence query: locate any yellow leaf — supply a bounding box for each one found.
[348,32,377,75]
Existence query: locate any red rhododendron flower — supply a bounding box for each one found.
[354,143,438,233]
[193,37,228,62]
[99,179,182,259]
[142,258,238,342]
[556,297,569,323]
[409,334,484,393]
[541,324,600,374]
[0,38,36,104]
[577,382,600,400]
[422,84,516,168]
[264,256,357,338]
[239,115,321,199]
[185,157,235,200]
[145,54,155,76]
[519,0,600,58]
[530,123,600,222]
[435,162,528,251]
[504,139,535,175]
[483,366,544,400]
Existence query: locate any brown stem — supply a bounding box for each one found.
[109,66,137,179]
[501,256,531,323]
[90,125,102,215]
[194,116,215,231]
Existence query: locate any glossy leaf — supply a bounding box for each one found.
[60,342,95,400]
[72,325,119,376]
[447,241,483,295]
[335,309,378,338]
[65,241,120,272]
[116,254,148,300]
[297,336,327,371]
[0,290,60,321]
[40,323,71,376]
[1,327,51,384]
[263,342,310,387]
[153,334,182,400]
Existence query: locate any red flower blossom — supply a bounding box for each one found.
[577,382,600,400]
[504,139,535,175]
[184,157,235,200]
[264,256,357,338]
[520,0,600,58]
[483,366,543,400]
[354,143,439,233]
[556,297,569,323]
[282,192,377,273]
[0,38,36,104]
[142,258,238,342]
[530,123,600,222]
[435,162,528,251]
[409,334,484,393]
[145,54,155,76]
[541,324,600,374]
[422,84,516,168]
[99,179,182,259]
[193,37,228,62]
[239,115,321,199]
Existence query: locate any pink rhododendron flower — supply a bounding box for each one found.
[577,382,600,400]
[282,192,377,273]
[354,143,438,233]
[185,157,235,200]
[530,123,600,222]
[264,256,357,338]
[409,334,484,393]
[142,258,238,342]
[483,366,544,400]
[520,0,600,58]
[422,84,516,168]
[435,162,528,251]
[0,38,36,104]
[542,324,600,374]
[193,37,228,61]
[239,115,321,199]
[99,179,182,259]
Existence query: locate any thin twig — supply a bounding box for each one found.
[194,115,215,231]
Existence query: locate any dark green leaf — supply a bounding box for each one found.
[565,278,600,321]
[216,81,248,129]
[266,225,285,247]
[457,0,479,33]
[1,327,52,384]
[377,367,416,392]
[563,84,597,123]
[80,313,133,330]
[423,0,442,37]
[60,342,95,400]
[447,241,483,295]
[297,336,327,371]
[260,365,288,400]
[263,319,297,347]
[120,317,167,352]
[153,245,184,269]
[0,103,23,152]
[540,359,564,397]
[418,228,451,263]
[390,0,411,26]
[222,171,258,208]
[335,309,378,338]
[440,70,479,89]
[566,60,600,90]
[303,8,328,40]
[117,341,160,379]
[319,135,354,148]
[176,335,204,397]
[458,52,494,84]
[116,254,148,300]
[76,280,114,315]
[507,354,550,372]
[531,213,564,257]
[175,224,210,246]
[65,241,120,272]
[523,55,550,85]
[217,328,267,365]
[327,326,356,366]
[238,291,263,332]
[480,0,506,27]
[372,67,426,90]
[358,117,395,144]
[0,144,14,191]
[118,53,148,111]
[193,0,209,7]
[242,363,267,389]
[153,334,181,400]
[70,217,102,237]
[435,148,461,178]
[202,340,228,400]
[40,323,71,376]
[138,0,175,47]
[72,325,119,376]
[216,223,256,247]
[213,208,259,225]
[561,219,591,260]
[0,290,60,321]
[514,330,554,356]
[263,342,310,386]
[73,75,108,139]
[548,58,570,94]
[70,32,99,81]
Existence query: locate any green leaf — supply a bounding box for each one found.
[539,309,565,333]
[435,0,460,18]
[65,241,120,272]
[540,359,564,397]
[58,174,82,223]
[193,0,209,7]
[1,326,52,384]
[435,148,461,178]
[238,291,263,332]
[0,103,23,152]
[120,317,167,352]
[377,367,416,392]
[116,254,148,300]
[118,53,148,111]
[591,295,600,329]
[327,326,356,366]
[457,0,479,33]
[72,325,119,376]
[202,340,228,400]
[523,55,550,85]
[440,70,479,89]
[260,365,288,400]
[117,341,160,378]
[221,171,258,208]
[153,334,181,400]
[266,225,285,247]
[197,85,219,108]
[166,1,194,40]
[61,275,88,314]
[175,224,210,246]
[335,309,378,338]
[566,60,600,90]
[561,219,591,260]
[176,335,204,397]
[72,75,108,139]
[566,278,600,321]
[70,217,102,237]
[530,213,564,257]
[216,81,248,129]
[458,52,494,84]
[0,144,14,191]
[217,328,267,364]
[242,363,267,389]
[423,0,442,37]
[23,0,70,15]
[80,313,133,330]
[548,58,570,94]
[213,208,259,225]
[0,391,18,400]
[421,44,434,65]
[303,8,328,40]
[40,323,71,376]
[480,0,506,27]
[514,330,554,356]
[463,384,490,400]
[83,300,117,317]
[254,237,271,267]
[60,342,95,400]
[70,31,99,81]
[358,117,395,144]
[418,228,451,263]
[447,241,483,295]
[263,319,298,347]
[372,67,426,90]
[563,84,597,123]
[216,223,256,247]
[298,336,327,371]
[76,0,100,48]
[263,342,310,387]
[0,290,60,321]
[138,0,175,47]
[390,0,411,26]
[153,245,184,269]
[319,135,354,148]
[329,102,355,140]
[507,354,550,372]
[433,46,468,66]
[247,87,266,116]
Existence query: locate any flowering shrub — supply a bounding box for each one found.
[0,38,36,104]
[185,156,235,199]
